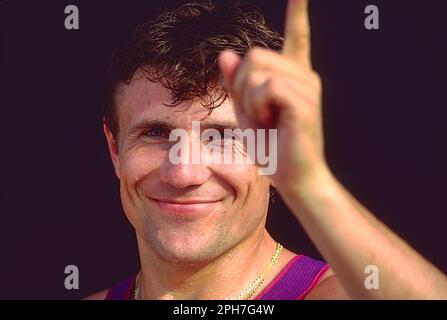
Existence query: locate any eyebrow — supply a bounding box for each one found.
[201,121,239,131]
[126,119,240,136]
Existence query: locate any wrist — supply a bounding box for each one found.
[276,163,338,208]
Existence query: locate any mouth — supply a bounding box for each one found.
[150,198,222,216]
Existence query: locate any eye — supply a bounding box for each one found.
[203,130,236,144]
[144,126,170,139]
[220,130,237,141]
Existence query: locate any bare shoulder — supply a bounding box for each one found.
[304,268,351,300]
[83,289,109,300]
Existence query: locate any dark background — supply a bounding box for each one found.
[1,0,446,299]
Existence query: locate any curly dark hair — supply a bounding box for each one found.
[104,0,283,137]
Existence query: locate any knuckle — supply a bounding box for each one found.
[246,71,264,89]
[246,47,265,65]
[309,71,322,89]
[266,77,281,93]
[309,70,320,81]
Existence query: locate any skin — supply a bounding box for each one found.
[91,0,447,299]
[217,0,447,299]
[103,76,302,299]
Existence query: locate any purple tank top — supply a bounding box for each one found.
[105,255,329,300]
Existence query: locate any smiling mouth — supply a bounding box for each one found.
[150,198,222,216]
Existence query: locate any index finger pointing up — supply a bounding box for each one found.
[283,0,312,68]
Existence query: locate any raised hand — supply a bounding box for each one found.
[218,0,327,195]
[219,1,447,299]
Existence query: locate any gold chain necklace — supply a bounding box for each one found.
[234,242,283,300]
[134,271,142,300]
[134,242,284,300]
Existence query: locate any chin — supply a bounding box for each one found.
[151,232,226,265]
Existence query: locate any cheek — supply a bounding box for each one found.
[221,164,271,210]
[119,148,166,225]
[210,163,260,200]
[212,164,270,235]
[120,147,165,188]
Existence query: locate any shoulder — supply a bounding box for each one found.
[304,268,350,300]
[83,289,109,300]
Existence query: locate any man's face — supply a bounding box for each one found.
[105,70,271,263]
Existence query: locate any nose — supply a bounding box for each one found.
[159,128,212,189]
[159,161,212,189]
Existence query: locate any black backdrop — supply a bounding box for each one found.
[1,0,446,299]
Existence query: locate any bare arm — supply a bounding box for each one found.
[218,0,447,299]
[285,165,447,299]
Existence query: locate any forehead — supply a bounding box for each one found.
[115,70,237,130]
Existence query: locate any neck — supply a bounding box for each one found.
[136,228,278,300]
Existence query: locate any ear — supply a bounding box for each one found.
[270,179,277,188]
[103,119,121,179]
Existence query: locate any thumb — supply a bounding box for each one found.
[218,49,251,125]
[218,50,258,130]
[218,50,241,94]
